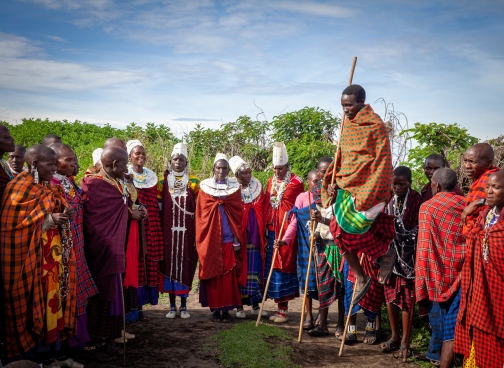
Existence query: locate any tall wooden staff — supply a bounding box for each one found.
[330,56,358,187]
[297,192,318,343]
[338,253,365,357]
[255,212,288,327]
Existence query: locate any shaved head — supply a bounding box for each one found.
[466,143,494,161]
[307,169,319,180]
[42,134,62,146]
[489,170,504,182]
[49,143,74,158]
[432,168,458,191]
[101,146,128,167]
[104,138,127,152]
[25,144,56,165]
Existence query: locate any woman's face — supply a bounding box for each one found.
[171,154,187,172]
[34,152,57,182]
[236,166,252,186]
[214,160,230,182]
[130,146,146,168]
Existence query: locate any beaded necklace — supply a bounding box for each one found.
[0,159,14,180]
[483,207,499,263]
[270,171,290,209]
[103,172,128,204]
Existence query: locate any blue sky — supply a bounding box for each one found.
[0,0,503,140]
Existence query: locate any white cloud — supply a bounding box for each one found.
[0,32,43,58]
[43,34,68,43]
[270,1,357,18]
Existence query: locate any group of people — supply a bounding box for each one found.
[0,84,502,368]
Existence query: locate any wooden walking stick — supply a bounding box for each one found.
[330,56,358,187]
[255,212,288,327]
[338,253,365,357]
[298,192,318,342]
[119,275,127,368]
[402,295,416,362]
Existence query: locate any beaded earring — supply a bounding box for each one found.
[32,164,39,184]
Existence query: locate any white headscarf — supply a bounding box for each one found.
[126,139,144,155]
[92,148,103,166]
[272,142,288,166]
[213,152,228,164]
[171,142,188,158]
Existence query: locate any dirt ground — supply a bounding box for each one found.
[89,286,418,368]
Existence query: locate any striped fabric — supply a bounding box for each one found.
[333,190,374,234]
[264,232,299,303]
[239,243,263,304]
[316,243,341,309]
[384,274,415,312]
[295,203,318,299]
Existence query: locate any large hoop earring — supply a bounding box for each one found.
[32,165,39,184]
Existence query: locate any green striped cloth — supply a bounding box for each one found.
[325,244,343,282]
[332,189,374,234]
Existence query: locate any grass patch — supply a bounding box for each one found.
[209,321,301,368]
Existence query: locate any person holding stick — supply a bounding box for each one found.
[264,143,304,323]
[322,84,396,306]
[229,156,268,318]
[277,170,320,329]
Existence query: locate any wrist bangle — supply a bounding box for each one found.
[233,243,240,247]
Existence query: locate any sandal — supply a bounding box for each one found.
[352,276,372,306]
[363,327,382,345]
[393,346,413,359]
[334,326,344,339]
[221,312,233,323]
[380,339,400,353]
[308,326,330,337]
[378,247,396,284]
[211,311,221,322]
[303,320,314,330]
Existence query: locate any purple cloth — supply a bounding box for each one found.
[247,209,260,249]
[219,205,235,243]
[66,314,90,348]
[137,285,159,306]
[109,274,123,316]
[160,276,190,297]
[81,174,129,301]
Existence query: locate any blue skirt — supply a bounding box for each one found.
[264,231,299,302]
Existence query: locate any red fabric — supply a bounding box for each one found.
[384,274,415,312]
[415,192,466,303]
[264,173,304,273]
[347,256,384,313]
[200,242,242,309]
[330,212,396,260]
[196,189,247,285]
[81,173,129,301]
[420,182,464,204]
[136,185,163,286]
[124,220,140,288]
[455,208,504,368]
[463,166,499,236]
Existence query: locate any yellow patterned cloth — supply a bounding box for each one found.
[157,174,199,199]
[463,343,479,368]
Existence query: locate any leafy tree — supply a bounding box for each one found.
[400,122,478,189]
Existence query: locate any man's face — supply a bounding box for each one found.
[341,94,365,121]
[486,174,504,209]
[8,148,25,172]
[56,148,76,177]
[0,127,15,153]
[317,161,330,177]
[463,148,491,180]
[214,160,229,182]
[273,164,288,180]
[307,172,320,191]
[392,175,410,197]
[424,159,443,182]
[112,157,128,180]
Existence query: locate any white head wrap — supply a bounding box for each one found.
[272,142,288,166]
[92,148,103,166]
[171,142,188,158]
[214,153,228,164]
[229,156,248,174]
[126,139,143,155]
